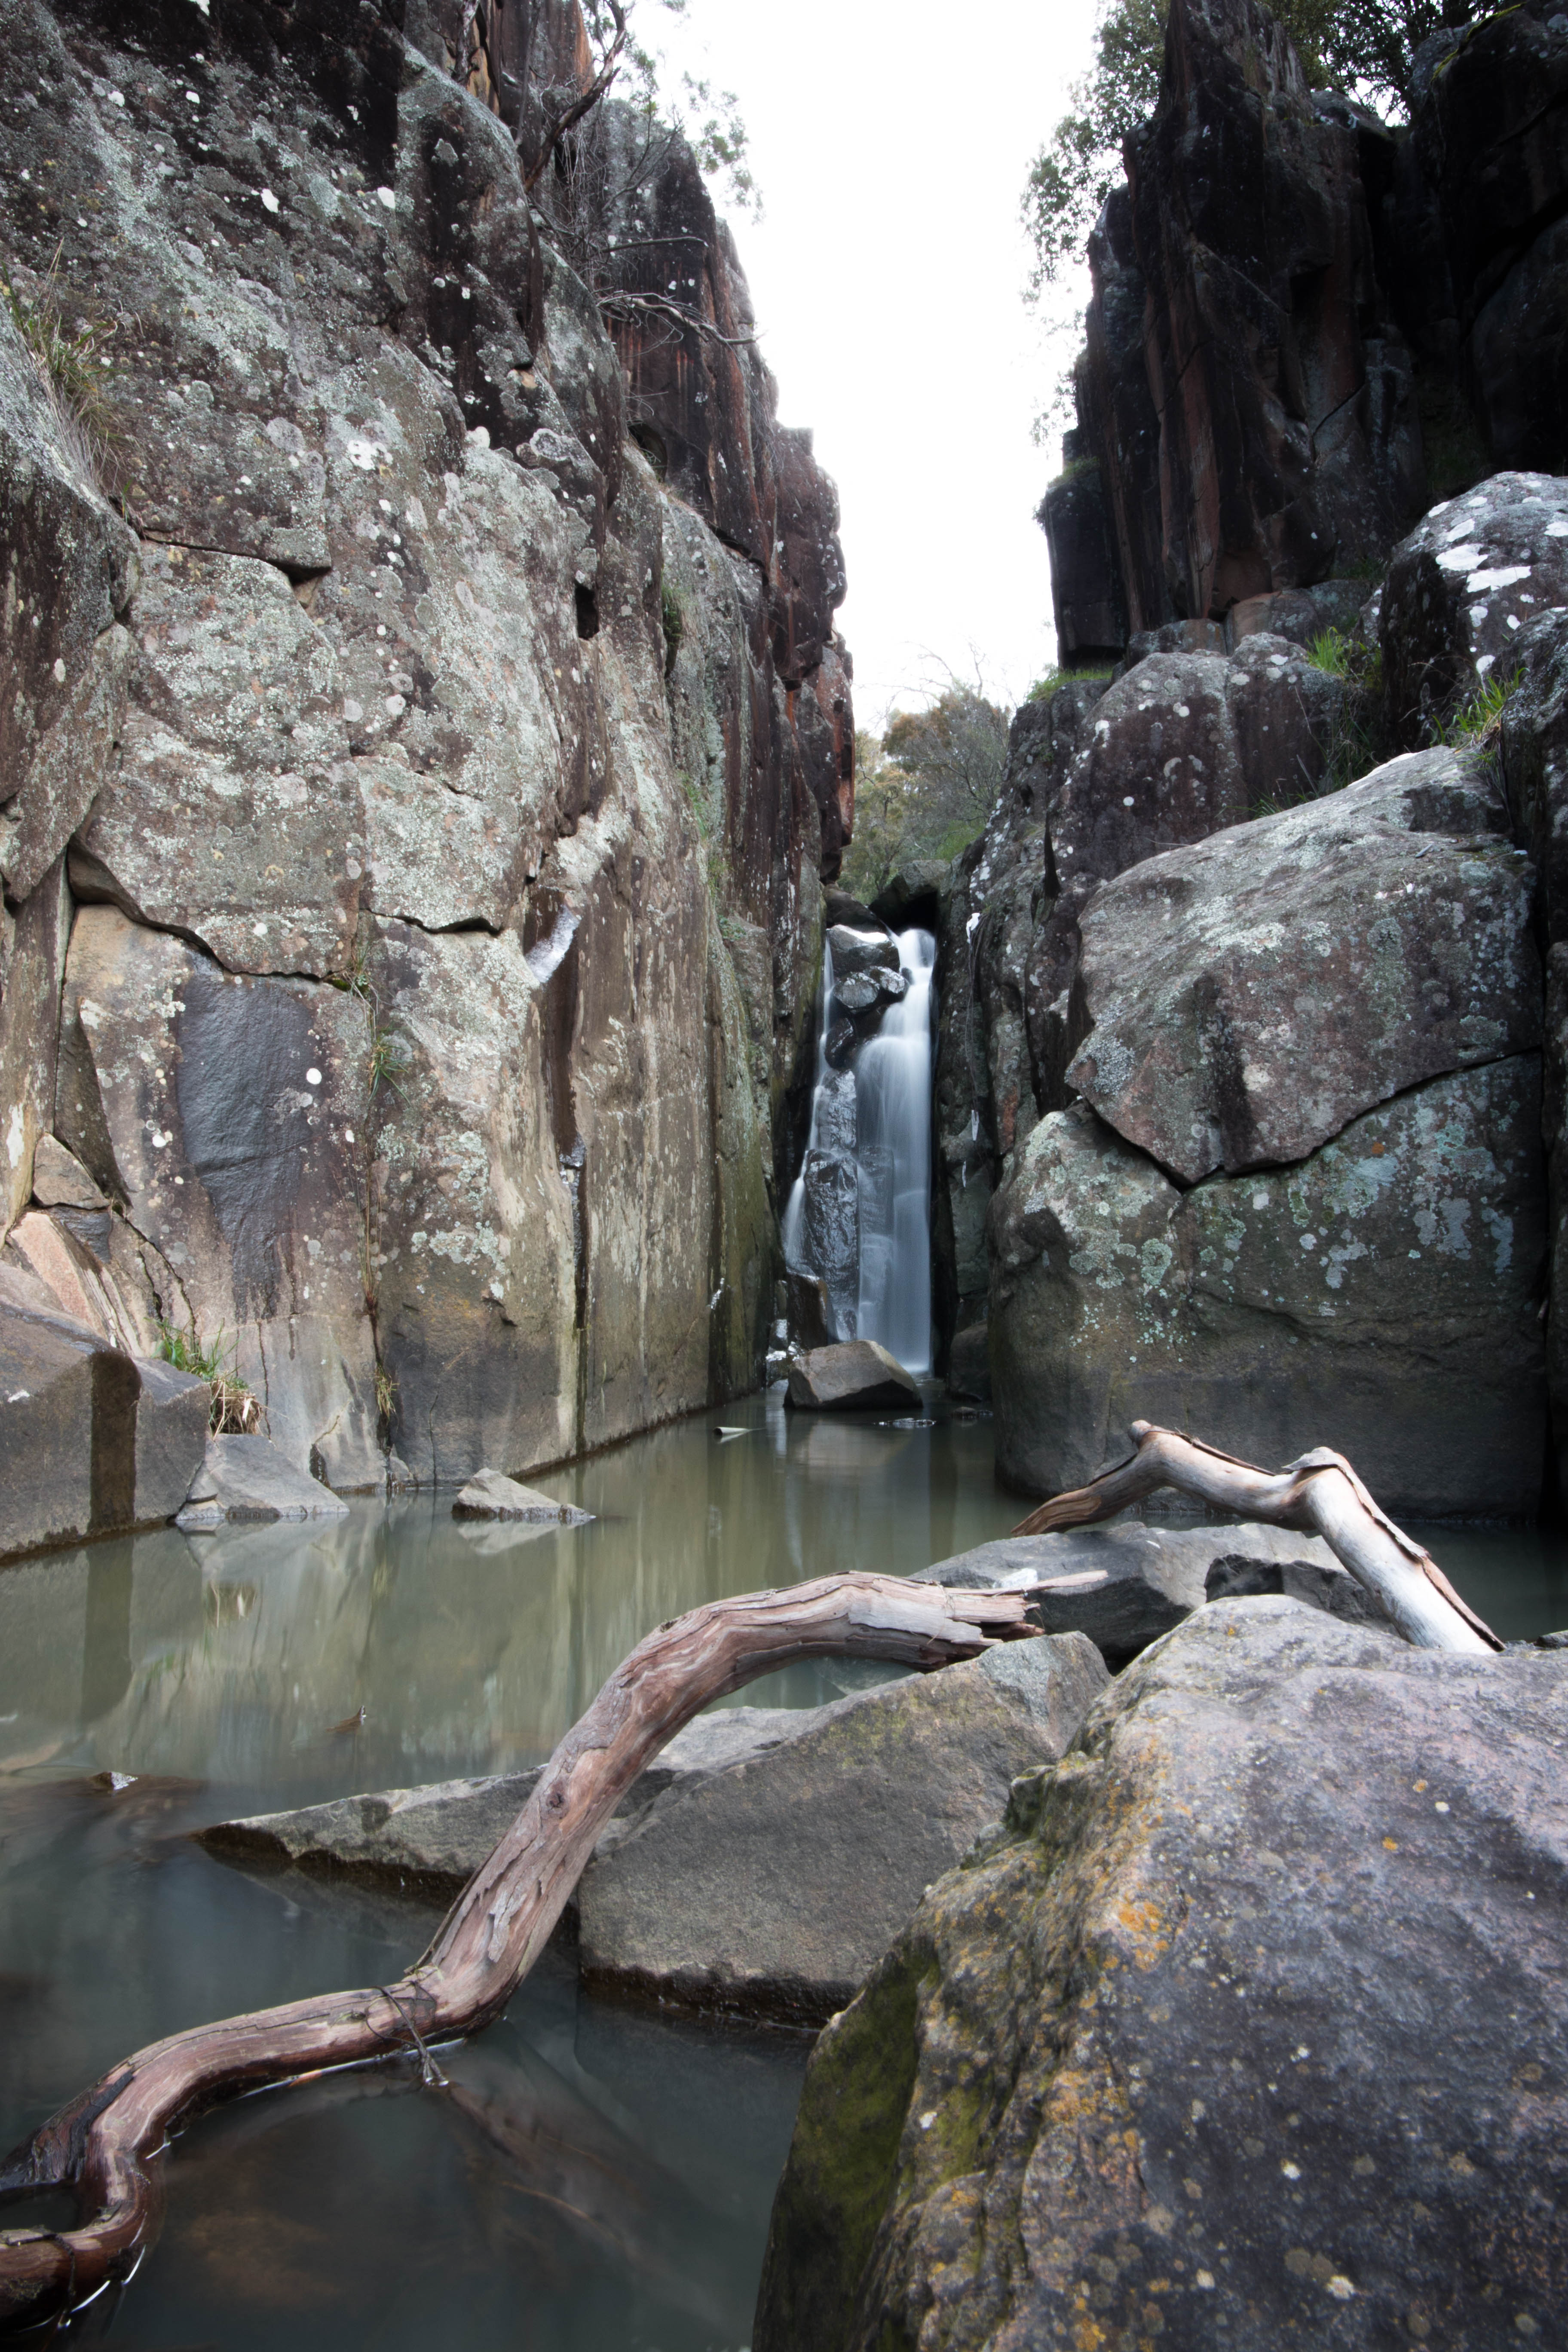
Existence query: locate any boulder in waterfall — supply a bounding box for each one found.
[177,1435,349,1528]
[785,1340,921,1412]
[1381,475,1568,749]
[754,1601,1568,2352]
[833,973,882,1014]
[798,1148,859,1339]
[784,1268,836,1352]
[1066,746,1539,1182]
[913,1521,1377,1667]
[827,922,900,980]
[452,1468,593,1524]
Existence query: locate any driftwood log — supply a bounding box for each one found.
[0,1572,1037,2331]
[1014,1421,1500,1654]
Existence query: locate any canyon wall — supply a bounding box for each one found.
[937,0,1568,1519]
[0,0,850,1539]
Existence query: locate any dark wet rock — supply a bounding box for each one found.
[869,861,945,932]
[785,1340,920,1412]
[1067,747,1539,1183]
[1039,452,1125,664]
[943,1324,991,1405]
[988,1066,1547,1519]
[1224,578,1370,651]
[796,1138,858,1343]
[1408,6,1568,474]
[827,923,899,981]
[754,1600,1568,2352]
[451,1468,592,1524]
[784,1267,835,1354]
[833,973,881,1014]
[912,1522,1364,1667]
[1381,474,1568,749]
[177,1434,350,1528]
[576,1636,1109,2023]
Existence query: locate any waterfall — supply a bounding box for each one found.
[782,925,935,1377]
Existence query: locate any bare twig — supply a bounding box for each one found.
[0,1572,1036,2328]
[1012,1420,1499,1654]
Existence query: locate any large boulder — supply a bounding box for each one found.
[913,1522,1370,1668]
[1066,747,1539,1182]
[451,1467,592,1524]
[0,1294,136,1558]
[576,1636,1109,2022]
[786,1339,921,1412]
[989,1060,1547,1519]
[1381,474,1568,747]
[176,1434,350,1528]
[755,1600,1568,2352]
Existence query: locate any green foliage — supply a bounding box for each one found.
[2,248,119,475]
[1306,625,1354,677]
[1023,1,1494,299]
[1436,666,1521,747]
[840,687,1011,899]
[156,1319,259,1435]
[1026,663,1115,702]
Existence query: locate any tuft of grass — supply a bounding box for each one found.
[157,1318,260,1435]
[374,1362,397,1423]
[1435,666,1522,749]
[1026,662,1114,703]
[2,248,119,479]
[1306,625,1354,678]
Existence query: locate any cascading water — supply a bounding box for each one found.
[782,925,936,1376]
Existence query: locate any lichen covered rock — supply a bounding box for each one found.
[755,1600,1568,2352]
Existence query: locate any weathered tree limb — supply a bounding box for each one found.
[1013,1421,1500,1655]
[0,1573,1036,2331]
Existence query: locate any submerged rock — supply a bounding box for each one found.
[177,1435,349,1528]
[452,1468,592,1524]
[786,1340,921,1412]
[755,1599,1568,2351]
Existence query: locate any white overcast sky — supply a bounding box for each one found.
[654,0,1097,728]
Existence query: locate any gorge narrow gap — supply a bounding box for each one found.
[782,926,936,1376]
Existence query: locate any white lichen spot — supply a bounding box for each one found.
[260,187,279,213]
[5,1106,24,1169]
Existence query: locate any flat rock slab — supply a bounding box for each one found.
[914,1521,1376,1666]
[452,1467,593,1523]
[177,1433,349,1528]
[756,1599,1568,2352]
[201,1636,1110,2024]
[787,1339,921,1412]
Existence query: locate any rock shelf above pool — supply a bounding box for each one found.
[199,1632,1110,2026]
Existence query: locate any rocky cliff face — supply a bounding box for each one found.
[0,0,851,1528]
[1044,0,1568,660]
[938,0,1568,1518]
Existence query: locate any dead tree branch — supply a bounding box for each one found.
[0,1572,1037,2330]
[1013,1420,1500,1654]
[597,289,760,348]
[521,0,630,193]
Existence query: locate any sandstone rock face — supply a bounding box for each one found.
[912,1522,1368,1666]
[755,1600,1568,2352]
[1059,0,1423,649]
[1381,474,1568,747]
[785,1340,920,1413]
[989,1066,1547,1519]
[1068,748,1540,1182]
[0,0,852,1495]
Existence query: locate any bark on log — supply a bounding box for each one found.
[0,1572,1037,2331]
[1012,1421,1500,1654]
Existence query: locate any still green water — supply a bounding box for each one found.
[0,1390,1563,2349]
